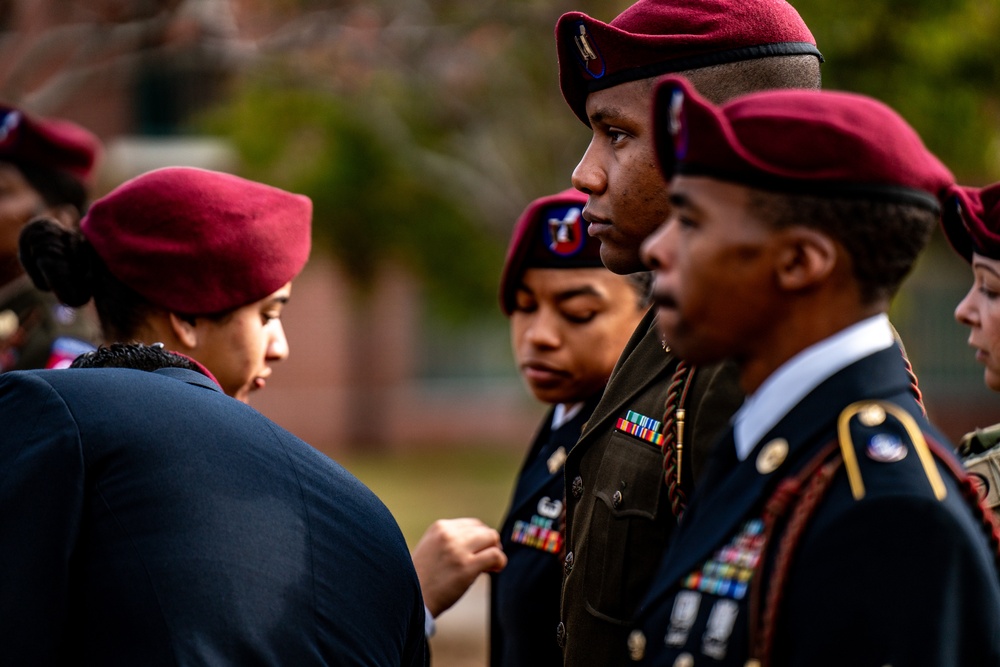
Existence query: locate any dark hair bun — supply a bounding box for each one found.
[18,217,94,307]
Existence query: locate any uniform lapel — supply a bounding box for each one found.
[508,398,599,521]
[577,309,673,444]
[505,414,557,522]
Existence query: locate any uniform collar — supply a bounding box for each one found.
[552,401,585,430]
[153,366,224,393]
[732,314,894,460]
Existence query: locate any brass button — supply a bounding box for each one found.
[571,475,584,498]
[612,489,623,508]
[556,621,567,648]
[564,551,574,575]
[756,438,788,474]
[858,403,887,426]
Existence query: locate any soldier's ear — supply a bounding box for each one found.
[773,226,836,292]
[167,312,199,350]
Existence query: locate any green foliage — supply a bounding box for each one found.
[201,0,1000,322]
[200,81,503,319]
[794,0,1000,183]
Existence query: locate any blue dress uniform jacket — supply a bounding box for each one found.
[630,346,1000,667]
[0,368,427,667]
[491,395,600,667]
[559,308,743,666]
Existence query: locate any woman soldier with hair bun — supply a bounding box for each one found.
[19,165,312,402]
[0,103,102,371]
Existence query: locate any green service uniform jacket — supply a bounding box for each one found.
[558,307,743,667]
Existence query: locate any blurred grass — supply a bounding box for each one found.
[339,445,524,547]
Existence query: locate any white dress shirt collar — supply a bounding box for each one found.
[552,402,585,430]
[732,313,895,461]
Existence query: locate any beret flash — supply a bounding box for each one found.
[941,183,1000,262]
[499,188,603,315]
[81,167,312,315]
[0,104,100,183]
[556,0,822,126]
[652,76,954,211]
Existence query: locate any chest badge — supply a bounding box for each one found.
[683,518,764,601]
[702,599,740,660]
[547,445,568,474]
[665,590,702,647]
[616,410,665,446]
[510,496,563,554]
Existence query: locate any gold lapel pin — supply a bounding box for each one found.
[756,438,789,475]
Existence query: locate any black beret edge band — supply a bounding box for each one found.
[585,42,824,94]
[677,164,942,214]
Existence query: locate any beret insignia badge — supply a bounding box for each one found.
[545,205,586,257]
[668,89,688,159]
[573,23,605,78]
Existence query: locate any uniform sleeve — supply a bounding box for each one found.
[779,494,1000,667]
[685,360,744,482]
[0,373,85,660]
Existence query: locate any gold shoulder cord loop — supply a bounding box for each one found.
[837,401,947,501]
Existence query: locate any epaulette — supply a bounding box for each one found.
[836,400,946,502]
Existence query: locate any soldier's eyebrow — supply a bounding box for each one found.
[589,106,621,125]
[554,286,602,303]
[972,260,1000,280]
[668,190,699,215]
[589,104,641,127]
[268,295,290,306]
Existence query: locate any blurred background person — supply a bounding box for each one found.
[943,182,1000,508]
[0,342,426,665]
[18,165,310,403]
[0,102,101,372]
[412,189,649,665]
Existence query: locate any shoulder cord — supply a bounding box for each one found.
[662,360,696,519]
[924,435,1000,570]
[746,439,842,667]
[899,345,926,416]
[746,436,1000,667]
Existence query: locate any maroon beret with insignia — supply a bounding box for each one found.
[556,0,822,125]
[941,183,1000,262]
[652,76,954,211]
[0,104,100,183]
[499,188,604,315]
[81,167,312,315]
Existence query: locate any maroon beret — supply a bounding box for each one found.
[941,183,1000,262]
[0,104,100,183]
[556,0,822,125]
[652,76,954,211]
[81,167,312,315]
[499,188,603,315]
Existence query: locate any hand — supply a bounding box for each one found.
[412,518,507,618]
